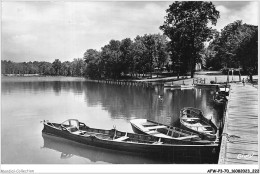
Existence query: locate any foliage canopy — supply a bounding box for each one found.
[160,1,220,77]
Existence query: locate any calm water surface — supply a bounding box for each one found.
[1,77,223,164]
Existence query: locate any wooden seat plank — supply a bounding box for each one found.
[146,125,167,130]
[113,136,129,141]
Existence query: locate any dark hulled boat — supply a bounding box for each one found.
[213,93,228,106]
[217,85,230,96]
[41,133,169,164]
[42,132,218,164]
[42,119,219,159]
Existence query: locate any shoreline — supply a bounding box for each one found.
[1,74,258,85]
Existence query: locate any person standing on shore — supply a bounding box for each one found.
[242,78,245,86]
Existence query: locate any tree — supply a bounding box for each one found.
[119,38,133,75]
[153,34,169,73]
[61,61,72,76]
[84,49,99,64]
[236,25,258,81]
[160,1,220,77]
[202,30,222,70]
[206,20,258,80]
[141,34,156,77]
[130,36,148,77]
[71,58,86,76]
[52,59,62,75]
[84,49,102,79]
[40,62,53,75]
[100,40,122,78]
[128,34,169,78]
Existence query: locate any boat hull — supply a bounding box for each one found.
[130,123,146,135]
[42,132,219,164]
[180,123,217,141]
[42,123,219,161]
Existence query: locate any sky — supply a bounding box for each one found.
[1,1,259,63]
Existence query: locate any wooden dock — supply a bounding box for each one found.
[218,83,258,164]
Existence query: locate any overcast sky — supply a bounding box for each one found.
[1,1,259,62]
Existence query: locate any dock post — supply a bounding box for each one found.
[227,71,229,83]
[204,78,206,84]
[215,77,217,83]
[231,69,234,82]
[239,69,241,82]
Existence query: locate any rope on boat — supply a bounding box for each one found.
[221,133,241,143]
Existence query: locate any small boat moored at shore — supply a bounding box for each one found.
[180,107,218,141]
[213,93,228,106]
[42,119,219,157]
[41,131,218,164]
[130,119,203,142]
[217,85,230,96]
[41,133,169,164]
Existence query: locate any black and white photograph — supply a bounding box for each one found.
[1,0,259,173]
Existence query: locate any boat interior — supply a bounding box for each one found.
[44,120,166,145]
[44,119,217,145]
[139,120,200,140]
[180,108,216,134]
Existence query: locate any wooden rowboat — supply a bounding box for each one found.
[213,93,227,106]
[217,85,230,96]
[41,133,167,164]
[42,119,219,156]
[180,107,218,141]
[130,119,204,142]
[42,133,218,164]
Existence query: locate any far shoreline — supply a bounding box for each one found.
[1,73,258,86]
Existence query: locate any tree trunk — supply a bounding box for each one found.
[249,74,253,82]
[191,61,195,78]
[191,22,196,78]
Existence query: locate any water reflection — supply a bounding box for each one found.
[2,79,222,127]
[2,77,223,164]
[82,82,222,126]
[2,81,84,96]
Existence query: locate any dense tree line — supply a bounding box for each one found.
[203,20,258,77]
[84,1,221,79]
[2,34,170,79]
[1,58,86,77]
[83,34,169,79]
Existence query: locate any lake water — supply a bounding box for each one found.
[1,76,223,164]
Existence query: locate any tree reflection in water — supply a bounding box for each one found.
[82,82,221,127]
[2,79,222,127]
[2,77,223,164]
